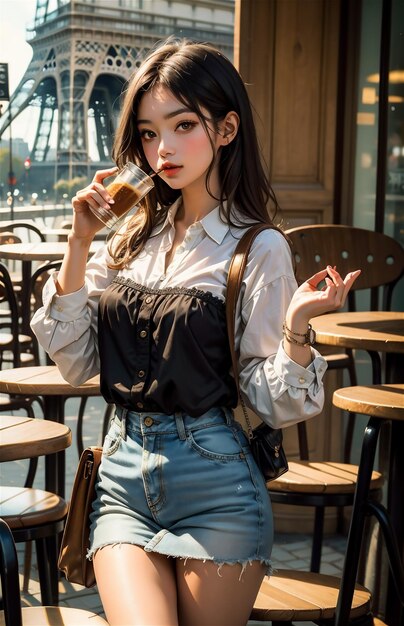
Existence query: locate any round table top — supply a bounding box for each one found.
[0,240,103,261]
[43,228,108,241]
[0,414,72,461]
[311,311,404,353]
[0,366,100,396]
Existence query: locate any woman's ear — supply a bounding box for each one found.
[218,111,240,146]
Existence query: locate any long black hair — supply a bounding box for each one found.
[109,38,279,268]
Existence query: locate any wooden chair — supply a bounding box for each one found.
[0,395,69,606]
[0,221,46,243]
[0,233,23,303]
[251,569,372,624]
[0,263,40,495]
[268,454,383,573]
[0,488,67,606]
[0,518,108,625]
[0,261,36,369]
[25,260,62,365]
[0,223,45,293]
[285,224,404,460]
[268,225,404,572]
[0,221,46,317]
[252,573,386,624]
[251,390,404,625]
[332,384,404,626]
[0,263,38,412]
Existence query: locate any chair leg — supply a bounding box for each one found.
[22,542,32,593]
[24,458,38,488]
[76,396,88,456]
[310,506,325,572]
[35,537,57,606]
[0,519,23,626]
[366,501,404,605]
[45,534,60,605]
[343,349,358,464]
[335,417,381,626]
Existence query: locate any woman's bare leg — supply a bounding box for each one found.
[176,558,266,626]
[94,544,178,626]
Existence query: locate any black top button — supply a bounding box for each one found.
[139,330,148,338]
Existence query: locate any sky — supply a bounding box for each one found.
[0,0,37,137]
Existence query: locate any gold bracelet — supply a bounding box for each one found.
[282,322,316,346]
[283,321,312,337]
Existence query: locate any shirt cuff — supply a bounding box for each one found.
[43,273,89,322]
[273,341,328,389]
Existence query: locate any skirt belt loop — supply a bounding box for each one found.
[175,412,186,441]
[223,407,234,425]
[120,408,128,440]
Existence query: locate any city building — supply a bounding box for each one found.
[0,0,234,191]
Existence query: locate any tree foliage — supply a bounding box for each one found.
[54,176,88,198]
[0,148,24,189]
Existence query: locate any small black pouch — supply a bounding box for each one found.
[250,423,289,481]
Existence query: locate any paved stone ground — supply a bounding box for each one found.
[2,395,347,624]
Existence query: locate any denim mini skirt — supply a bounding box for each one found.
[88,406,273,576]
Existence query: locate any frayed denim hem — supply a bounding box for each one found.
[86,541,144,562]
[87,542,272,580]
[179,557,274,580]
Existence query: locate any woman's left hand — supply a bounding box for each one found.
[287,266,361,326]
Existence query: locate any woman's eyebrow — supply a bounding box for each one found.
[137,108,194,124]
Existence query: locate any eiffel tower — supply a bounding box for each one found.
[0,0,233,192]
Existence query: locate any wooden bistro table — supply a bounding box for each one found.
[311,310,404,385]
[0,366,101,498]
[43,228,108,242]
[311,310,404,622]
[0,414,71,494]
[0,240,103,334]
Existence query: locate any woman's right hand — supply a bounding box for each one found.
[70,167,118,240]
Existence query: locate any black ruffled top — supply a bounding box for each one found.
[98,276,237,415]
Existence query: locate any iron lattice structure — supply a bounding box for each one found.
[0,0,234,191]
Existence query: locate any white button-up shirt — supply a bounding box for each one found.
[31,199,327,428]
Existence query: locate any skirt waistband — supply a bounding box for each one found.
[114,406,235,441]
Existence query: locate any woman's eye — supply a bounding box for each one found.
[139,129,155,141]
[176,121,197,132]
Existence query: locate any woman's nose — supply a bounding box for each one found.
[158,136,174,158]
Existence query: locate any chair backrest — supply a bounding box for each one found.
[25,261,62,365]
[0,518,23,626]
[0,222,45,243]
[0,263,21,368]
[285,225,404,310]
[29,260,62,313]
[0,518,110,624]
[0,233,22,246]
[60,220,73,229]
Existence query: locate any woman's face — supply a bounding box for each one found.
[137,85,224,196]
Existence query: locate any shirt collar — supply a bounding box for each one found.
[200,205,229,244]
[152,197,182,236]
[152,197,230,245]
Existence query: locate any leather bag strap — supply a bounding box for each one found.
[226,223,271,397]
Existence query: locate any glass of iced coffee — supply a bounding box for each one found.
[90,162,155,229]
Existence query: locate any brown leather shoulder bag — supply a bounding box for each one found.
[58,446,102,587]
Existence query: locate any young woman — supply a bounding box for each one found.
[31,38,360,626]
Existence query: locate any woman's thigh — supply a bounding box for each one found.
[176,558,266,626]
[94,543,179,626]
